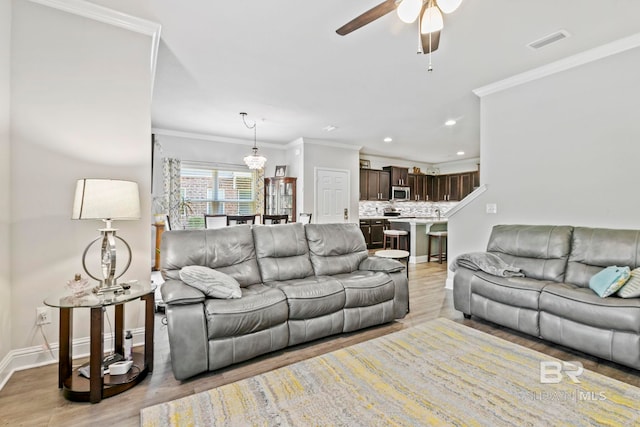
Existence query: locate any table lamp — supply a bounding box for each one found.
[72,179,141,294]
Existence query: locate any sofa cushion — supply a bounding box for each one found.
[486,224,573,282]
[204,284,288,338]
[179,266,242,299]
[565,227,640,288]
[359,257,404,273]
[333,271,395,308]
[540,283,640,333]
[618,268,640,298]
[588,266,630,297]
[252,223,315,282]
[305,223,368,276]
[161,226,262,287]
[267,276,345,319]
[471,271,555,310]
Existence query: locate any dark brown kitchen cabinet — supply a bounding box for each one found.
[360,218,388,248]
[383,166,409,187]
[430,171,479,201]
[408,174,431,201]
[360,169,390,201]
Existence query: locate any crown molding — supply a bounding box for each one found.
[28,0,161,92]
[299,137,362,151]
[474,32,640,98]
[152,128,288,150]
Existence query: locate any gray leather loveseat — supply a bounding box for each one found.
[453,224,640,370]
[160,222,409,380]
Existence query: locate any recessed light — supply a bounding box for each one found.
[383,137,393,143]
[323,125,337,132]
[445,119,456,126]
[456,151,465,156]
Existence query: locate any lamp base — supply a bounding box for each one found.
[95,282,124,296]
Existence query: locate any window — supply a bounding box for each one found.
[178,162,259,229]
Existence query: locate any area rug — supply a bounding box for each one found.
[141,318,640,426]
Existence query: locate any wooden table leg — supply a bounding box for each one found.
[142,293,155,372]
[58,307,72,389]
[89,307,104,404]
[114,304,124,356]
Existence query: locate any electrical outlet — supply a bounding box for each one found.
[36,307,51,325]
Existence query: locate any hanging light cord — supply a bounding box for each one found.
[240,112,258,150]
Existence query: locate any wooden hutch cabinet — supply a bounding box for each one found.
[264,177,297,222]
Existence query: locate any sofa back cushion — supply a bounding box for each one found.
[161,225,262,287]
[252,223,315,282]
[565,227,640,288]
[486,224,573,282]
[305,223,369,276]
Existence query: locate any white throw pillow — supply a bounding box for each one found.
[617,267,640,298]
[179,266,242,299]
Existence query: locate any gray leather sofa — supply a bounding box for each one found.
[160,222,409,380]
[453,224,640,370]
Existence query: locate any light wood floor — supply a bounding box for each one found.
[2,262,640,426]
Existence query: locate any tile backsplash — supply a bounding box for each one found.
[359,200,457,217]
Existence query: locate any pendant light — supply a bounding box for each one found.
[240,112,267,170]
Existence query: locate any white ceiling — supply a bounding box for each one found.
[97,0,640,164]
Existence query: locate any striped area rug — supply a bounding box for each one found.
[141,318,640,426]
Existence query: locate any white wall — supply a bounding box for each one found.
[449,46,640,282]
[9,1,154,359]
[0,0,11,365]
[285,138,304,218]
[360,153,479,176]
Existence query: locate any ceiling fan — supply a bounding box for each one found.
[336,0,463,56]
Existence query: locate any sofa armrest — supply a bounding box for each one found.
[358,256,405,273]
[161,279,206,305]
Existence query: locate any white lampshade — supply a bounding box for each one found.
[72,179,141,220]
[421,5,444,34]
[436,0,463,14]
[397,0,423,24]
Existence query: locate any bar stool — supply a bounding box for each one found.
[427,231,448,263]
[383,229,409,250]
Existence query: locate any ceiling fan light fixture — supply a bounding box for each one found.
[436,0,463,14]
[421,5,444,34]
[397,0,422,24]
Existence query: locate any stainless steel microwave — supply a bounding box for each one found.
[391,186,410,201]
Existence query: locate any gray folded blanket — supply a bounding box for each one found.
[450,252,524,277]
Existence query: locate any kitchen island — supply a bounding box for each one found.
[387,217,447,264]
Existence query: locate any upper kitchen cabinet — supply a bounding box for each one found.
[430,171,479,201]
[360,169,390,201]
[383,166,409,187]
[408,173,432,201]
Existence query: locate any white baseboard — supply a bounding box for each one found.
[409,255,430,264]
[0,327,146,391]
[445,277,454,290]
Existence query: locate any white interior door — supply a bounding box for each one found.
[315,168,350,224]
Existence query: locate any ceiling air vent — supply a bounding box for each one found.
[527,30,571,50]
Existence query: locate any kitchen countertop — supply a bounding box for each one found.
[360,216,446,223]
[387,217,447,224]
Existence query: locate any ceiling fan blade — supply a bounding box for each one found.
[420,30,441,53]
[336,0,399,36]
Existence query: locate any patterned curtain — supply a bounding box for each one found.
[163,158,182,228]
[254,168,265,215]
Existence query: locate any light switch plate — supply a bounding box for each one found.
[486,203,498,214]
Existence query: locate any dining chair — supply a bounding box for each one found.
[204,214,227,229]
[263,214,289,225]
[298,213,312,224]
[226,215,256,226]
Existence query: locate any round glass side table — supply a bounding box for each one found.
[44,282,155,403]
